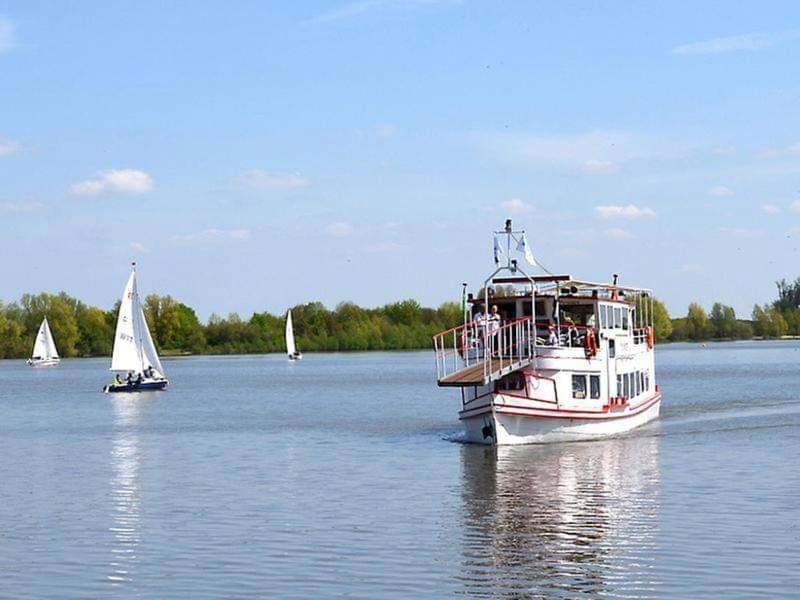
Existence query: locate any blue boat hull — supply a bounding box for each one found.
[104,379,168,393]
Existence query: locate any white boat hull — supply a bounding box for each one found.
[462,393,661,445]
[27,358,61,367]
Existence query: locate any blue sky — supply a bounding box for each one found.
[1,1,799,320]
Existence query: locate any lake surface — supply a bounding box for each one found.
[0,342,798,598]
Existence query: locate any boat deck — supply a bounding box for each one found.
[438,357,531,387]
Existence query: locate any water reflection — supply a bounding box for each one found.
[459,434,661,598]
[107,396,149,586]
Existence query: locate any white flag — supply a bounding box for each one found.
[493,235,504,265]
[516,234,537,266]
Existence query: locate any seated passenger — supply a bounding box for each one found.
[547,325,559,346]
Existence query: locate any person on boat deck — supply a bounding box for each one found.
[487,305,501,331]
[564,317,580,347]
[547,324,559,346]
[144,366,153,378]
[114,374,122,385]
[126,372,133,384]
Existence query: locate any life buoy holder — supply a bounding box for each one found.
[583,329,598,358]
[646,325,654,349]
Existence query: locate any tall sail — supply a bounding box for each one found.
[285,310,296,357]
[110,267,165,376]
[31,318,58,360]
[42,318,59,359]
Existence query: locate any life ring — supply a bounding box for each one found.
[646,326,654,349]
[583,329,598,358]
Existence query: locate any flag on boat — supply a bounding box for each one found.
[516,233,537,267]
[493,235,504,265]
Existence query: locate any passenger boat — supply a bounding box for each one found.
[432,220,661,445]
[103,263,168,393]
[27,317,60,367]
[285,310,302,361]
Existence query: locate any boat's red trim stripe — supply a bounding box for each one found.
[459,392,661,421]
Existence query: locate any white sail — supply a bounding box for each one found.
[42,318,59,359]
[285,310,296,357]
[31,317,58,360]
[110,267,165,376]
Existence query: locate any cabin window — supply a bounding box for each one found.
[497,372,525,392]
[622,309,629,330]
[635,372,641,397]
[598,306,605,328]
[609,339,616,358]
[590,375,600,399]
[572,375,587,399]
[623,373,630,398]
[644,371,649,392]
[614,307,622,329]
[616,374,622,396]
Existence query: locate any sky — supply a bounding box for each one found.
[1,1,800,320]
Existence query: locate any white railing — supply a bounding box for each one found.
[433,317,534,384]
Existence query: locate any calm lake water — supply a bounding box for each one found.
[0,342,798,599]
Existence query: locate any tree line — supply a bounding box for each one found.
[0,279,797,358]
[0,292,462,358]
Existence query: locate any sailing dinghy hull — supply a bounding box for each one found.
[27,358,61,367]
[104,378,169,393]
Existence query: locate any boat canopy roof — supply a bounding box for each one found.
[474,274,652,306]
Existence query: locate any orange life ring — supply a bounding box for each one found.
[646,326,654,349]
[583,329,598,358]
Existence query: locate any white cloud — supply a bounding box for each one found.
[0,201,42,213]
[472,129,689,174]
[366,241,406,253]
[172,228,251,243]
[788,143,800,154]
[375,124,398,138]
[327,221,354,237]
[0,17,13,54]
[718,226,760,238]
[70,169,154,196]
[240,169,310,189]
[594,204,656,219]
[501,197,532,214]
[583,159,620,175]
[605,228,634,240]
[790,200,800,214]
[708,185,734,197]
[0,137,20,156]
[762,204,781,215]
[671,31,797,55]
[678,264,704,274]
[129,241,149,254]
[311,0,457,23]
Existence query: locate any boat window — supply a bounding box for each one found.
[635,372,641,397]
[623,373,630,398]
[603,305,611,329]
[609,339,615,358]
[616,374,622,396]
[497,371,525,392]
[622,309,629,330]
[598,306,605,328]
[572,375,587,399]
[590,375,600,399]
[644,371,649,392]
[614,307,622,329]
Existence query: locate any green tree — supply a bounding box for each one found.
[686,302,710,341]
[709,302,737,339]
[649,298,672,342]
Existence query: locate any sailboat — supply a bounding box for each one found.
[286,310,302,361]
[103,263,168,392]
[26,317,60,367]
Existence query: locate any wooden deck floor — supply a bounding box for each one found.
[438,358,531,387]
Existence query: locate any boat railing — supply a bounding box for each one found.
[433,317,534,384]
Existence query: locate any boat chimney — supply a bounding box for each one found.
[612,273,618,285]
[505,219,512,233]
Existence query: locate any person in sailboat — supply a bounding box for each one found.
[115,374,123,385]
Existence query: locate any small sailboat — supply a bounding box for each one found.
[26,317,60,367]
[286,310,302,361]
[103,263,168,392]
